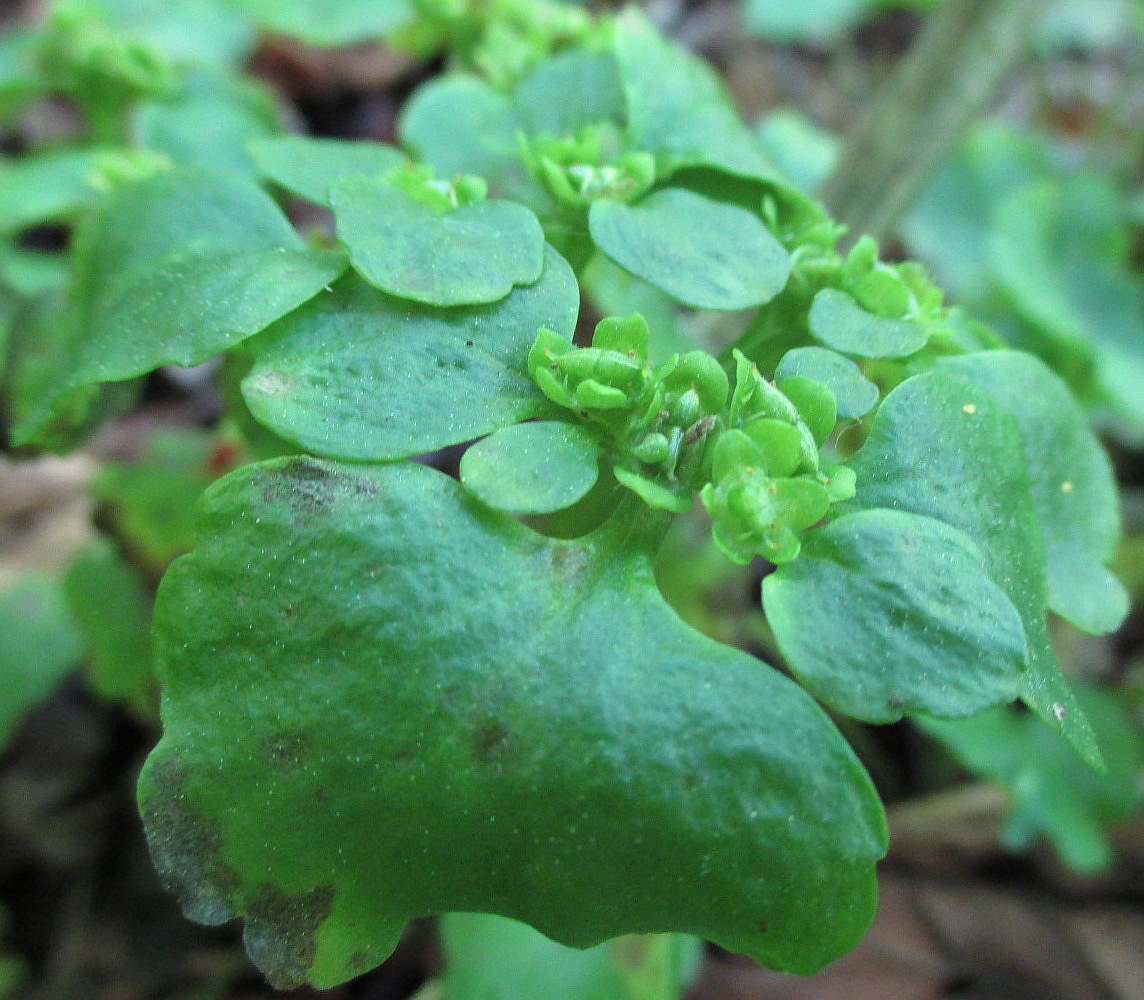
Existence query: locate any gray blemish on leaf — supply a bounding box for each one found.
[244,882,335,989]
[138,755,238,926]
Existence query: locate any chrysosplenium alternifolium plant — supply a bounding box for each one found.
[1,0,1130,990]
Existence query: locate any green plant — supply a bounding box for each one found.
[1,0,1138,995]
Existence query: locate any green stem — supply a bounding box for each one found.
[819,0,1056,246]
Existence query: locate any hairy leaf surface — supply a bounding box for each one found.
[242,247,578,460]
[140,458,887,989]
[764,509,1026,722]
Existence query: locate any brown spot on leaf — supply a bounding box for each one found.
[245,883,335,989]
[262,732,309,772]
[474,720,511,763]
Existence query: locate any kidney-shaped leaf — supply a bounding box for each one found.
[764,509,1026,723]
[68,166,347,385]
[939,351,1126,636]
[775,346,878,419]
[845,371,1100,767]
[242,246,578,460]
[460,421,600,514]
[332,173,545,306]
[589,188,790,311]
[139,458,887,989]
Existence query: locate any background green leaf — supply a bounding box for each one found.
[248,136,406,206]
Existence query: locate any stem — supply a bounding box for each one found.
[819,0,1056,246]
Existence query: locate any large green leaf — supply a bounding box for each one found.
[612,10,783,184]
[67,166,347,384]
[845,371,1101,766]
[248,136,406,206]
[764,509,1026,722]
[512,48,625,136]
[242,247,578,460]
[139,458,887,989]
[441,914,700,1000]
[939,351,1126,635]
[588,188,790,311]
[332,173,545,307]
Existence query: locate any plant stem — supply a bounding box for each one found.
[819,0,1056,246]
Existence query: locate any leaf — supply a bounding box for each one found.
[399,77,521,187]
[589,188,790,311]
[775,346,878,419]
[441,913,700,1000]
[612,9,783,184]
[512,48,625,136]
[67,166,348,384]
[332,173,545,307]
[845,370,1101,766]
[939,351,1126,635]
[0,147,109,234]
[242,246,578,461]
[743,0,871,41]
[808,288,926,359]
[754,109,839,194]
[233,0,415,46]
[134,68,282,181]
[64,541,154,716]
[764,509,1026,723]
[139,458,887,989]
[460,421,600,514]
[923,684,1144,872]
[248,136,406,206]
[0,576,82,750]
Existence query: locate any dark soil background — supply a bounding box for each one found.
[2,1,1144,998]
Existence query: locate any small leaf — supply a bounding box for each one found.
[139,458,886,988]
[242,247,579,461]
[845,370,1101,766]
[589,188,790,311]
[776,375,836,446]
[808,288,926,359]
[0,147,108,234]
[248,135,406,205]
[939,351,1126,635]
[332,172,545,306]
[776,346,879,419]
[460,421,600,514]
[764,509,1027,723]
